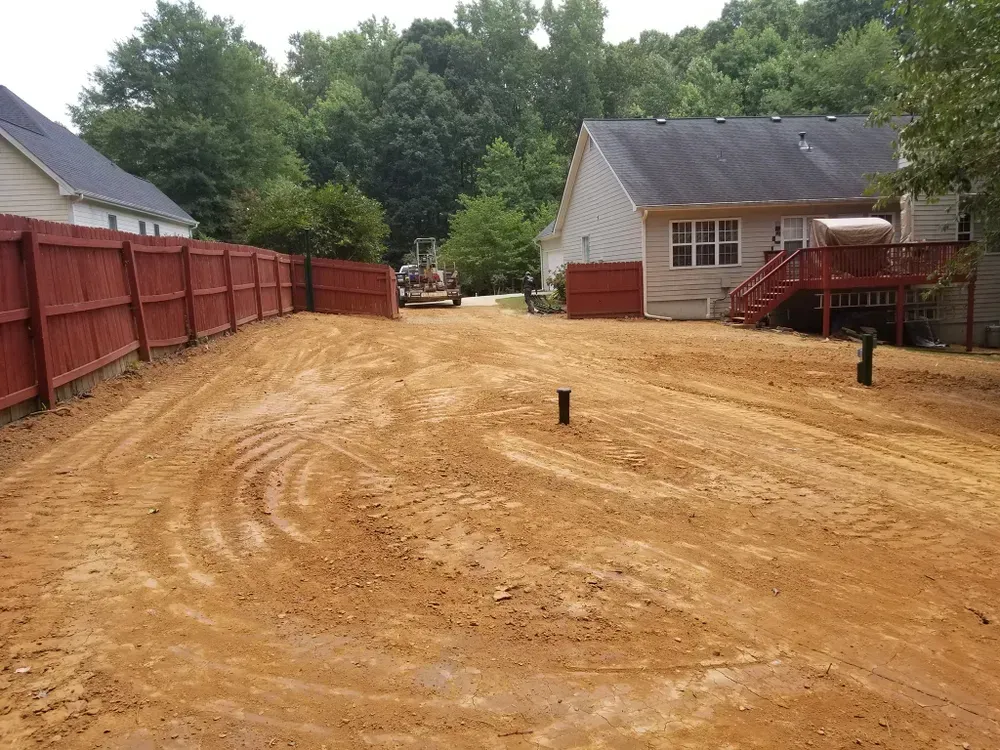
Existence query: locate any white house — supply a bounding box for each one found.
[539,115,1000,345]
[0,85,196,236]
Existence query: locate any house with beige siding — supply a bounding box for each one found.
[0,86,196,236]
[540,115,1000,345]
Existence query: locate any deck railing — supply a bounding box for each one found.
[731,242,967,325]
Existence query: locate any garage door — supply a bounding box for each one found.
[544,250,564,289]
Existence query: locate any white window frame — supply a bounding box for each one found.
[957,203,974,243]
[107,214,118,230]
[780,215,825,252]
[669,218,741,269]
[582,235,591,263]
[154,223,161,237]
[138,220,147,236]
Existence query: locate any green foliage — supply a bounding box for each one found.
[71,1,303,238]
[235,180,389,262]
[791,22,900,114]
[801,0,888,46]
[74,0,905,251]
[873,0,1000,274]
[549,264,567,302]
[439,195,542,294]
[539,0,608,148]
[476,136,566,217]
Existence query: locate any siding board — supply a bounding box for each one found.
[908,196,1000,340]
[551,137,642,266]
[0,137,70,222]
[645,201,882,317]
[70,200,192,237]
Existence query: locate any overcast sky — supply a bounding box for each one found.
[3,0,728,126]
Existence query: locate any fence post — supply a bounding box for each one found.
[252,249,264,321]
[223,247,237,332]
[304,251,315,312]
[181,244,197,341]
[275,254,283,315]
[895,284,905,347]
[966,274,976,352]
[21,230,56,408]
[821,248,832,338]
[123,240,151,362]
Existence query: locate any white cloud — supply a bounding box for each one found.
[1,0,728,125]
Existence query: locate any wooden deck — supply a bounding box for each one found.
[730,242,975,349]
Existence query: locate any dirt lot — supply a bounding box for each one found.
[2,307,999,749]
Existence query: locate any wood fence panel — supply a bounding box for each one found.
[0,230,36,410]
[230,250,258,325]
[39,237,139,387]
[564,261,644,319]
[189,249,229,337]
[310,258,397,318]
[290,255,307,311]
[259,251,280,317]
[279,255,294,313]
[134,245,187,347]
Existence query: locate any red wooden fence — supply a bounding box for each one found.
[564,261,644,319]
[292,256,399,318]
[0,214,394,418]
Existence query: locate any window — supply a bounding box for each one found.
[582,235,591,263]
[107,214,118,230]
[671,222,692,267]
[138,220,147,236]
[154,223,161,237]
[671,219,740,268]
[782,216,826,252]
[871,213,894,227]
[957,204,973,243]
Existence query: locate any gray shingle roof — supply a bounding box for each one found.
[0,86,196,225]
[583,115,901,208]
[536,219,555,240]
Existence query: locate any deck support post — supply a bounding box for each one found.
[895,284,905,347]
[821,248,831,338]
[966,275,976,352]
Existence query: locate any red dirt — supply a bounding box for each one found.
[1,308,999,749]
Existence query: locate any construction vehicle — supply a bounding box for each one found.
[397,238,462,306]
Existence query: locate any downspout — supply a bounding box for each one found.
[642,208,673,321]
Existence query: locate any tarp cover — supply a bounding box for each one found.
[811,217,894,247]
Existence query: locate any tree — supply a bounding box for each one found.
[235,180,389,262]
[286,18,398,111]
[675,57,743,117]
[476,138,530,211]
[71,1,302,238]
[455,0,540,126]
[801,0,888,46]
[439,194,541,294]
[539,0,608,148]
[790,22,899,114]
[873,0,1000,271]
[297,80,375,185]
[703,0,802,47]
[475,135,565,217]
[370,67,469,245]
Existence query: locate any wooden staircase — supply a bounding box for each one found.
[729,249,805,325]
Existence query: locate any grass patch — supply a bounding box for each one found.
[497,296,527,312]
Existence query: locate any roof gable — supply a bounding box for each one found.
[583,115,901,208]
[0,86,196,225]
